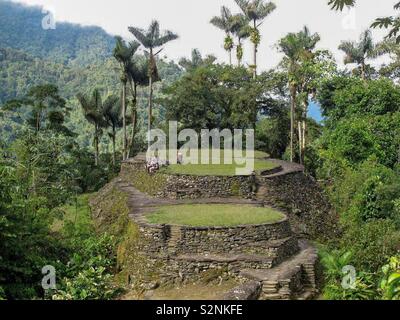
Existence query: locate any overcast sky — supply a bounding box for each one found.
[10,0,398,71]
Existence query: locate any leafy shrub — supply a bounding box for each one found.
[380,256,400,300]
[52,234,119,300]
[319,249,377,300]
[52,266,118,300]
[330,160,400,224]
[341,220,400,272]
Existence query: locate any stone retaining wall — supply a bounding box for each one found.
[157,174,256,199]
[257,171,337,240]
[134,216,294,256]
[120,160,257,199]
[129,214,299,283]
[171,220,293,255]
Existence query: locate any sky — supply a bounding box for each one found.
[10,0,398,72]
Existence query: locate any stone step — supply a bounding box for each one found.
[239,240,318,300]
[167,226,182,253]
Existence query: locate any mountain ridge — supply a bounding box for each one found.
[0,0,115,65]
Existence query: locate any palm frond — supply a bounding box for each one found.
[128,26,152,48]
[328,0,356,11]
[154,31,178,47]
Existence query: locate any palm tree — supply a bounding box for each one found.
[128,21,178,135]
[231,14,251,67]
[210,6,236,65]
[295,27,320,164]
[126,59,150,157]
[179,49,217,71]
[113,36,140,160]
[277,27,320,163]
[234,0,276,78]
[338,30,377,80]
[77,89,107,166]
[278,34,302,163]
[102,95,122,166]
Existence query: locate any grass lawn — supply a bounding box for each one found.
[146,204,285,227]
[153,149,276,176]
[161,159,278,176]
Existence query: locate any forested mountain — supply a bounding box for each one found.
[0,0,183,147]
[0,0,115,65]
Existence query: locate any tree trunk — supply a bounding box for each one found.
[127,82,138,158]
[94,125,99,166]
[122,81,127,160]
[229,50,232,66]
[361,61,366,81]
[290,86,296,163]
[253,21,257,79]
[298,121,302,165]
[36,113,40,133]
[301,99,308,165]
[148,48,154,141]
[253,43,257,79]
[112,125,116,166]
[238,42,241,67]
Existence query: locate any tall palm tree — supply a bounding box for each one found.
[128,21,178,135]
[234,0,276,78]
[338,30,376,80]
[102,95,122,166]
[113,36,140,160]
[231,14,251,67]
[210,6,235,65]
[295,27,320,164]
[126,59,150,157]
[179,49,217,71]
[278,34,301,163]
[77,89,107,166]
[277,27,320,163]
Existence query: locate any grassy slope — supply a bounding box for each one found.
[146,204,284,227]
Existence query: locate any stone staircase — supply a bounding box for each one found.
[167,226,182,254]
[239,240,319,300]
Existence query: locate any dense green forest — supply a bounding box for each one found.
[1,0,400,300]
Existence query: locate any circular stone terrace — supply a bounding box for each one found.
[114,152,320,299]
[116,181,299,271]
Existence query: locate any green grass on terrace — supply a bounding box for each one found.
[146,204,285,227]
[157,149,277,176]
